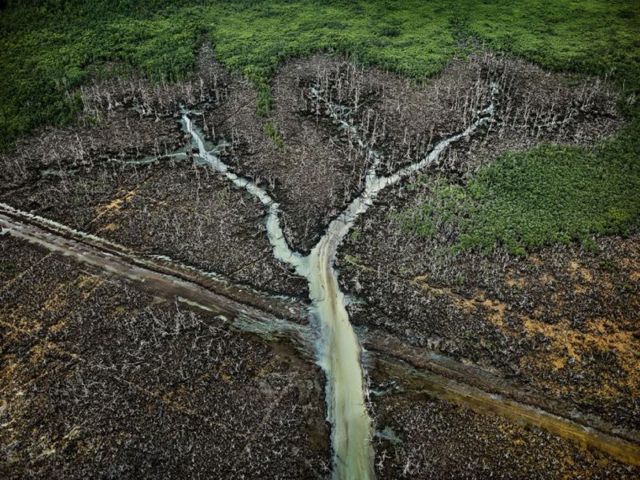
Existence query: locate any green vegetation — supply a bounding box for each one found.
[401,122,640,255]
[2,0,639,150]
[1,0,639,252]
[264,120,285,150]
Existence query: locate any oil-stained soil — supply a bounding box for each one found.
[0,46,636,478]
[339,186,639,432]
[369,363,639,479]
[0,235,330,479]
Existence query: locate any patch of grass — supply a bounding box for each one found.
[0,1,204,150]
[463,0,640,98]
[263,120,284,150]
[402,122,640,255]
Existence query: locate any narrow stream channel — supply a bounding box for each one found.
[183,89,495,479]
[3,71,638,476]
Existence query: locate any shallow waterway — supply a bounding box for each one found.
[183,91,495,479]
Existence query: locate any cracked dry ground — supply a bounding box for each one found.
[1,48,639,478]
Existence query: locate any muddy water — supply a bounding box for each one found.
[306,229,375,479]
[184,115,374,478]
[183,93,495,479]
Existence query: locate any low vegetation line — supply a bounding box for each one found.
[2,0,638,151]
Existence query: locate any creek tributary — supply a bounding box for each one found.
[183,92,495,479]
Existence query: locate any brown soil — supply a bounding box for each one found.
[0,236,330,479]
[339,193,640,432]
[369,361,640,479]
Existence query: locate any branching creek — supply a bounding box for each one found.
[3,81,640,477]
[181,81,497,479]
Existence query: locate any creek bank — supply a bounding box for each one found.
[184,57,496,475]
[338,181,640,433]
[184,110,381,479]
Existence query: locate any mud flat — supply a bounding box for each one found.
[0,236,330,479]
